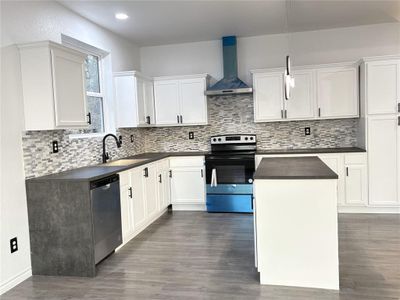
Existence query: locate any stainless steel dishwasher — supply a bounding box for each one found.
[90,174,122,264]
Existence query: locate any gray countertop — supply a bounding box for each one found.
[27,147,362,182]
[27,152,208,182]
[255,147,365,155]
[254,156,339,180]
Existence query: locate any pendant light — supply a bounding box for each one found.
[284,0,295,100]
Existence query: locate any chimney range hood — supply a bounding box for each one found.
[205,36,252,96]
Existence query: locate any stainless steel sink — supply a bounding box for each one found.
[102,158,149,167]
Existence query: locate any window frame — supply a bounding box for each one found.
[61,35,113,139]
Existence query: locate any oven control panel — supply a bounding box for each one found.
[210,134,256,144]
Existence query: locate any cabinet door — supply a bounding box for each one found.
[114,76,139,128]
[344,165,367,205]
[130,168,146,228]
[51,48,88,127]
[144,164,159,218]
[253,73,284,122]
[285,70,315,120]
[317,67,358,118]
[135,77,148,126]
[157,160,171,210]
[319,154,345,205]
[170,167,205,204]
[367,60,400,115]
[144,79,155,125]
[179,78,207,124]
[368,115,399,206]
[120,184,135,242]
[154,80,180,125]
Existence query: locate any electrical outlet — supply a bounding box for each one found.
[10,237,18,253]
[305,127,311,136]
[130,135,134,143]
[52,141,59,153]
[119,135,123,145]
[189,132,194,139]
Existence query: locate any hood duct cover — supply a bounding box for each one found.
[206,36,252,96]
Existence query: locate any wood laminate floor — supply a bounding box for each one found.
[3,212,400,300]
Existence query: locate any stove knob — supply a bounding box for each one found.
[245,137,248,141]
[213,138,217,142]
[250,137,254,140]
[218,138,222,142]
[248,178,253,183]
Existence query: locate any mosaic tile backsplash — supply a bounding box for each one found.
[23,94,358,178]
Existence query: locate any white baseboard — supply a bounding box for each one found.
[338,206,400,214]
[0,267,32,295]
[172,203,206,211]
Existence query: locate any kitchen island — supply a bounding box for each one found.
[253,156,339,290]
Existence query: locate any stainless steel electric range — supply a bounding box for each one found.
[205,134,256,213]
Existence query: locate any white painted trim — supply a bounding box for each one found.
[360,54,400,63]
[113,70,153,81]
[0,267,32,295]
[338,206,400,214]
[172,204,206,211]
[250,61,359,74]
[153,73,209,81]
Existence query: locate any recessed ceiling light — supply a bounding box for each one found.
[115,13,129,20]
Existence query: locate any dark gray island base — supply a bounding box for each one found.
[26,180,96,277]
[254,156,339,180]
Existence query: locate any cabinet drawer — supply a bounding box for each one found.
[344,153,367,165]
[169,156,204,167]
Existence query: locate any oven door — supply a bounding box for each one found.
[205,154,255,185]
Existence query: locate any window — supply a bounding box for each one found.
[84,54,105,134]
[62,35,113,138]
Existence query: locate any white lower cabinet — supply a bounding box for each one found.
[367,115,400,207]
[157,159,171,210]
[255,152,369,212]
[169,156,206,210]
[118,159,172,246]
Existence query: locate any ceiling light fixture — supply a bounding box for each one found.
[115,13,129,20]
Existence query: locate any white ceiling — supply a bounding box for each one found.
[60,0,400,47]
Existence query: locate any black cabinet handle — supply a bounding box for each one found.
[346,167,349,176]
[128,187,133,198]
[177,115,180,124]
[398,103,400,113]
[318,108,321,117]
[398,116,400,126]
[201,169,203,178]
[180,115,183,123]
[251,197,254,210]
[146,116,151,124]
[144,167,149,177]
[284,110,287,119]
[281,110,283,119]
[169,170,172,178]
[159,174,162,183]
[87,112,91,125]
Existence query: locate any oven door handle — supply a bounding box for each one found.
[211,168,218,187]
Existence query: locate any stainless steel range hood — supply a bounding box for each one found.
[205,36,252,96]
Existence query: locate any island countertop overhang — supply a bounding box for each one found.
[254,156,338,180]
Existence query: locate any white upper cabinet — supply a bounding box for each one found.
[366,60,400,115]
[19,41,88,130]
[252,63,359,122]
[114,71,155,128]
[316,66,358,119]
[253,72,284,122]
[154,80,181,125]
[285,70,315,120]
[179,78,208,124]
[153,74,208,126]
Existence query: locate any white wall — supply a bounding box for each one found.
[141,22,400,84]
[0,0,140,294]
